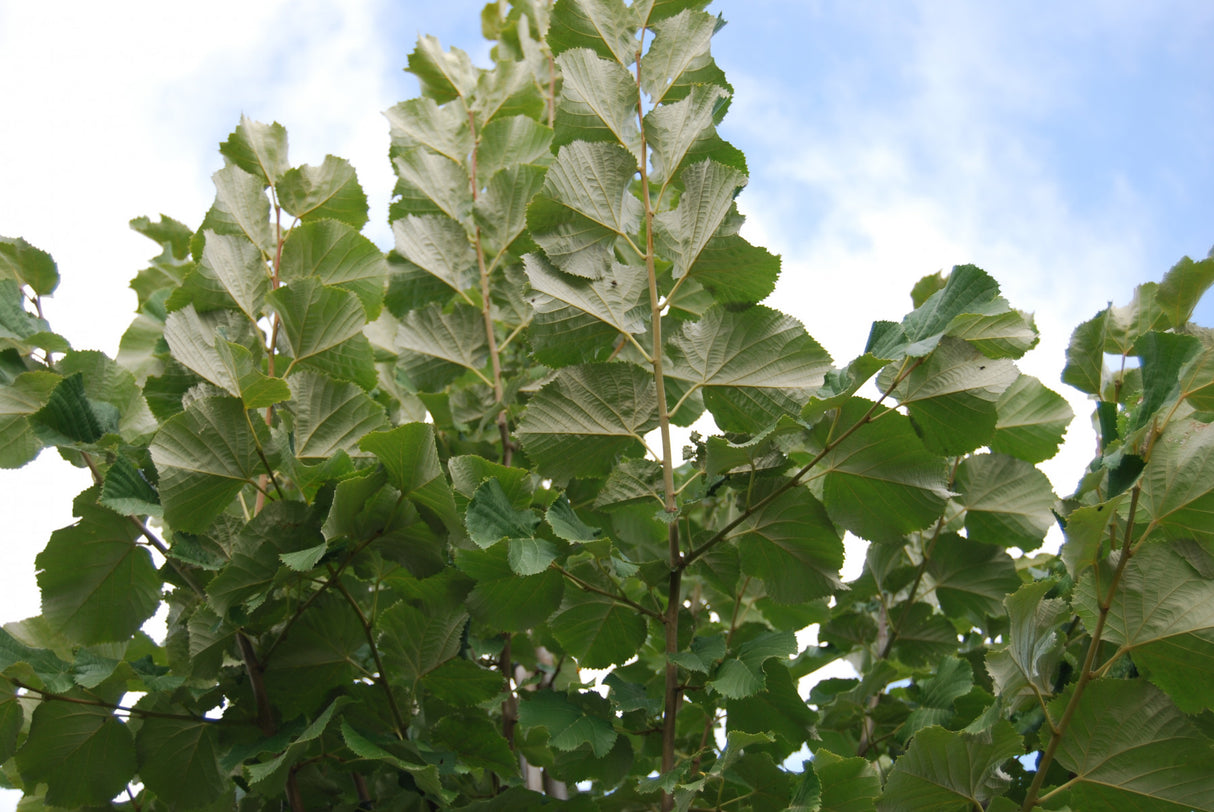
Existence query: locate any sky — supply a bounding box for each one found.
[0,0,1212,784]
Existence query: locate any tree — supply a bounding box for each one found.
[2,1,1214,809]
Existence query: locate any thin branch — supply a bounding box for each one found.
[331,572,407,739]
[7,677,224,724]
[552,564,664,621]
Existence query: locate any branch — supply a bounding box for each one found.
[6,677,225,724]
[552,564,664,621]
[330,572,407,739]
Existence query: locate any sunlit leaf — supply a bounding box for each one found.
[279,155,369,229]
[955,453,1056,550]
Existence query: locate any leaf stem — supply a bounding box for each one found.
[330,570,407,739]
[6,678,223,724]
[552,564,663,621]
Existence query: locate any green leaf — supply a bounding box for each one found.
[867,264,1004,360]
[1138,417,1214,545]
[476,114,554,183]
[100,455,161,517]
[391,147,473,222]
[1076,542,1214,712]
[393,301,489,390]
[407,34,477,103]
[422,658,503,706]
[448,454,533,506]
[989,374,1073,463]
[876,722,1021,811]
[220,115,289,184]
[685,233,780,306]
[812,749,881,812]
[270,278,367,374]
[466,478,541,548]
[263,598,365,719]
[135,711,225,809]
[279,219,387,319]
[553,48,639,153]
[517,689,617,757]
[1157,254,1214,326]
[1179,346,1214,412]
[36,490,160,644]
[527,141,642,279]
[30,371,107,444]
[517,363,658,480]
[985,580,1067,712]
[1106,282,1169,355]
[279,155,369,229]
[1052,680,1214,811]
[359,423,459,532]
[524,253,647,346]
[0,687,21,763]
[150,396,270,532]
[945,308,1038,359]
[197,164,273,257]
[193,229,268,320]
[288,370,387,461]
[15,695,137,806]
[709,630,796,699]
[731,487,842,603]
[645,83,737,186]
[378,600,467,689]
[386,97,472,164]
[814,399,952,543]
[0,278,66,355]
[925,534,1020,623]
[0,371,57,467]
[666,305,833,433]
[0,235,59,295]
[475,163,548,258]
[725,662,816,759]
[548,0,636,65]
[547,495,602,542]
[433,712,519,776]
[955,453,1056,549]
[391,214,476,296]
[0,626,75,694]
[164,306,287,407]
[550,593,648,667]
[639,9,720,104]
[456,544,564,631]
[885,338,1017,455]
[1061,308,1108,395]
[1132,330,1201,430]
[655,160,747,279]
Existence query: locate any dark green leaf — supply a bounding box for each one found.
[135,711,225,809]
[457,544,564,631]
[517,689,617,757]
[359,423,460,532]
[876,722,1020,811]
[989,374,1073,463]
[732,487,842,603]
[925,534,1019,623]
[550,593,648,667]
[15,696,137,807]
[220,115,289,184]
[955,453,1056,549]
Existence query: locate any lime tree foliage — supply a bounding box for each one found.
[3,2,1214,810]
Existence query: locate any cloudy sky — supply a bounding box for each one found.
[1,0,1212,641]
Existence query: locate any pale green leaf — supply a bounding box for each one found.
[1179,346,1214,412]
[985,580,1067,712]
[1138,417,1214,545]
[1052,680,1214,811]
[989,374,1073,463]
[448,454,534,506]
[665,305,833,432]
[15,696,136,807]
[508,536,560,575]
[0,235,58,295]
[220,115,289,184]
[287,370,387,460]
[554,48,640,153]
[197,164,273,257]
[476,114,554,183]
[1061,308,1108,395]
[524,253,647,358]
[645,83,736,186]
[1157,255,1214,327]
[945,308,1038,359]
[655,159,747,279]
[547,0,636,65]
[54,350,158,442]
[812,749,881,812]
[270,279,366,370]
[475,163,547,258]
[407,34,478,103]
[0,370,58,467]
[385,97,471,164]
[516,363,658,480]
[867,264,1003,360]
[684,232,779,306]
[393,302,489,390]
[547,495,602,541]
[279,155,368,229]
[876,722,1021,811]
[378,600,467,688]
[1076,542,1214,712]
[391,148,473,221]
[278,219,387,318]
[639,8,719,104]
[150,396,269,532]
[195,229,268,320]
[527,141,643,279]
[390,214,476,295]
[1105,282,1169,355]
[956,453,1056,549]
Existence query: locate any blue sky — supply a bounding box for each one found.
[0,0,1211,645]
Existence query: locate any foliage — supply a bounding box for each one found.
[3,1,1214,810]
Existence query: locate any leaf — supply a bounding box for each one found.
[1061,308,1108,395]
[30,371,107,445]
[655,160,747,280]
[867,264,1004,360]
[1138,418,1214,545]
[814,399,953,543]
[279,218,387,318]
[466,478,541,548]
[164,306,287,407]
[407,34,477,104]
[433,712,519,776]
[517,363,658,480]
[988,374,1073,463]
[0,371,57,467]
[393,301,489,390]
[876,722,1021,811]
[709,630,796,699]
[197,164,273,257]
[1052,680,1214,811]
[517,690,617,757]
[731,487,842,603]
[0,235,58,295]
[945,308,1038,359]
[476,114,554,183]
[524,253,647,352]
[288,370,387,460]
[1075,542,1214,712]
[925,534,1020,623]
[665,305,833,433]
[279,155,369,229]
[1132,330,1201,430]
[553,48,639,152]
[639,8,720,104]
[262,598,365,719]
[150,396,270,532]
[385,97,472,164]
[547,495,602,542]
[220,115,289,184]
[378,600,467,689]
[270,279,367,372]
[35,490,160,644]
[422,658,503,706]
[644,83,737,186]
[0,687,21,763]
[725,663,816,759]
[1157,254,1214,326]
[885,338,1017,455]
[15,695,137,807]
[391,214,476,295]
[135,712,225,809]
[448,454,533,506]
[955,453,1056,549]
[985,581,1067,712]
[359,423,459,532]
[812,749,881,812]
[0,626,75,694]
[1179,346,1214,412]
[547,0,636,65]
[550,593,648,667]
[456,544,564,631]
[1105,282,1169,355]
[391,147,473,222]
[475,163,547,257]
[526,141,643,279]
[195,229,268,320]
[685,233,780,306]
